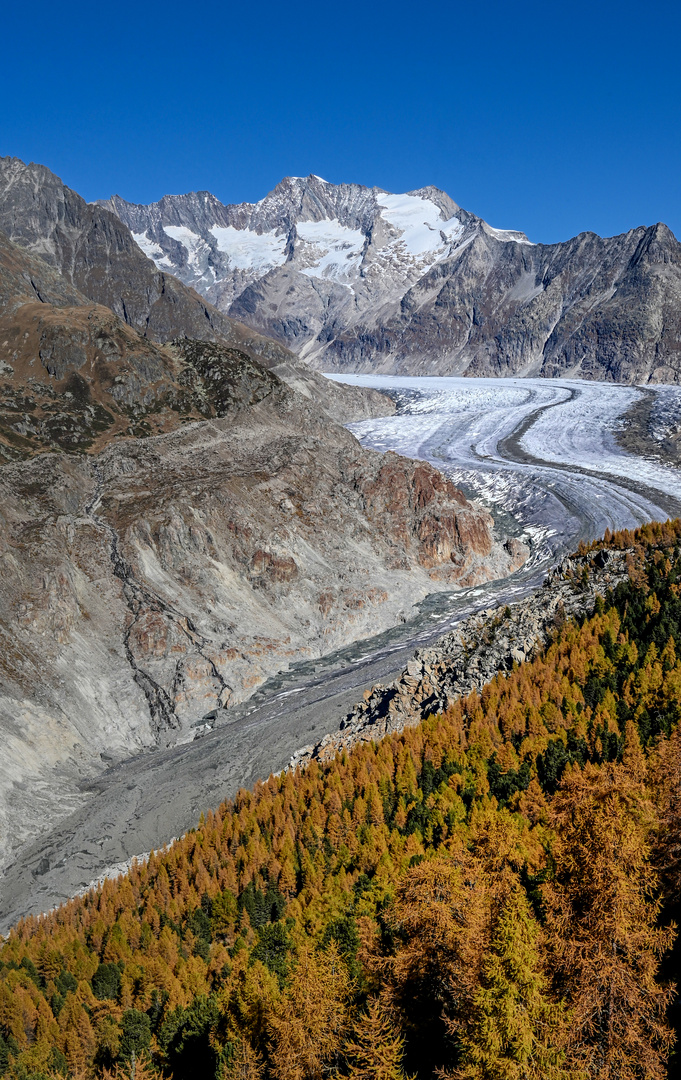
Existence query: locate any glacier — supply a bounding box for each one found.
[329,375,681,564]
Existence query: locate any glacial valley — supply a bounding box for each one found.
[3,373,681,931]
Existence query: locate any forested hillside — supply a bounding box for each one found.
[2,521,681,1080]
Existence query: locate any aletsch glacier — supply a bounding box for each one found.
[331,375,681,560]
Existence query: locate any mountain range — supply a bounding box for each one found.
[100,175,681,384]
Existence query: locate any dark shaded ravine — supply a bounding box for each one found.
[2,377,680,933]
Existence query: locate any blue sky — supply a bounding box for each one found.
[2,0,679,243]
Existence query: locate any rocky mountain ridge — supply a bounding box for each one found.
[0,157,393,426]
[102,174,681,384]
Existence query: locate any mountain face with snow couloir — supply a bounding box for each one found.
[101,174,681,384]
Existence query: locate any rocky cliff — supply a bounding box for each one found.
[102,174,681,384]
[0,229,295,459]
[0,157,245,345]
[0,360,522,874]
[0,236,387,460]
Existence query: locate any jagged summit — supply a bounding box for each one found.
[99,174,487,307]
[103,176,517,282]
[101,173,681,384]
[99,175,529,366]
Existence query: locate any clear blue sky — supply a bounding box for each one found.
[2,0,679,243]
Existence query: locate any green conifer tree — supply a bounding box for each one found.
[454,883,568,1080]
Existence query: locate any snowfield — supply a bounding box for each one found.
[376,192,464,258]
[209,225,288,271]
[296,220,366,284]
[132,231,173,268]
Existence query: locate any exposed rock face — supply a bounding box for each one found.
[0,157,244,345]
[102,174,681,384]
[99,178,474,344]
[0,230,84,314]
[0,340,521,875]
[328,223,681,384]
[0,158,391,425]
[291,547,629,769]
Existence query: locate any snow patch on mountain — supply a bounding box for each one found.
[163,225,203,252]
[297,220,365,285]
[112,178,543,369]
[485,224,535,246]
[161,225,216,281]
[132,231,172,267]
[209,225,288,271]
[377,193,464,257]
[101,176,681,383]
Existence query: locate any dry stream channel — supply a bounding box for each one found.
[3,376,681,931]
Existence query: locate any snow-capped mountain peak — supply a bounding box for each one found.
[99,175,533,362]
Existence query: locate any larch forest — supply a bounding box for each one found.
[3,521,681,1080]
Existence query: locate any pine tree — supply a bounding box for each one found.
[453,882,567,1080]
[100,1053,158,1080]
[344,995,411,1080]
[224,1035,265,1079]
[650,724,681,899]
[384,855,491,1076]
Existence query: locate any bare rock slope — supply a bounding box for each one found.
[102,173,681,384]
[0,230,297,459]
[0,332,522,879]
